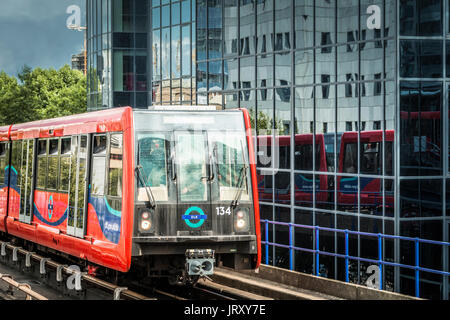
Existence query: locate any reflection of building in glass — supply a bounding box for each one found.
[87,0,450,299]
[71,53,86,73]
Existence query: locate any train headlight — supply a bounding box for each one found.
[234,208,250,232]
[140,211,152,232]
[141,220,152,231]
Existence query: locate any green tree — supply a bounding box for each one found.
[248,108,284,134]
[0,71,22,125]
[0,65,87,126]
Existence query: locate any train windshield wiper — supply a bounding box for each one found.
[231,141,248,208]
[231,165,248,208]
[136,165,157,209]
[208,144,218,182]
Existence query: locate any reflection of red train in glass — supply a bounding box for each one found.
[337,130,394,212]
[256,134,332,207]
[257,130,394,213]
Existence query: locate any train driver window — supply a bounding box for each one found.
[177,133,208,203]
[208,131,250,202]
[137,133,168,202]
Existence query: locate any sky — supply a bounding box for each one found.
[0,0,86,77]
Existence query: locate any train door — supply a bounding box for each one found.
[67,135,89,238]
[174,131,213,232]
[0,142,10,227]
[18,140,35,225]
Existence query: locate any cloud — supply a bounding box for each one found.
[0,0,85,23]
[0,0,86,76]
[0,42,15,75]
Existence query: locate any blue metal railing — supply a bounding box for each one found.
[261,219,450,299]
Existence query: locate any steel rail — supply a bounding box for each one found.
[0,241,153,300]
[0,273,48,300]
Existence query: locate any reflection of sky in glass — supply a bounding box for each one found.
[172,2,180,25]
[162,5,170,27]
[162,28,170,79]
[153,30,161,79]
[182,25,191,76]
[172,26,181,78]
[152,7,160,29]
[182,0,191,24]
[150,0,196,102]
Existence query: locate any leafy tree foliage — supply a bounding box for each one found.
[0,65,87,126]
[248,108,285,134]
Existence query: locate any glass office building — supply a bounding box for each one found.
[87,0,450,299]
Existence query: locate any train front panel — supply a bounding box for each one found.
[131,109,260,281]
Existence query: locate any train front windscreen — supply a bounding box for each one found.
[133,110,255,239]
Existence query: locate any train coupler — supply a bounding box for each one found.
[185,249,215,277]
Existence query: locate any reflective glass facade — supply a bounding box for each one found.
[87,0,450,299]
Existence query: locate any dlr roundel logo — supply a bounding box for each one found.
[182,207,207,229]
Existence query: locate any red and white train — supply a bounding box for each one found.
[0,106,261,284]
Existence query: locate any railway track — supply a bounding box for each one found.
[1,239,342,301]
[0,240,272,301]
[0,240,153,300]
[0,272,48,300]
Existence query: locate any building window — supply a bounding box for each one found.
[374,74,382,96]
[345,74,353,97]
[346,122,352,132]
[321,74,330,99]
[373,121,381,130]
[321,32,332,53]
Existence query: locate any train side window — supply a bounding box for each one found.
[37,140,47,156]
[279,146,290,169]
[80,136,88,153]
[360,143,380,175]
[93,135,107,154]
[295,144,313,171]
[0,143,6,157]
[11,141,22,188]
[37,140,47,189]
[49,139,59,155]
[108,134,123,197]
[47,160,58,190]
[385,142,394,176]
[92,134,107,196]
[0,143,6,185]
[343,143,358,173]
[59,138,72,192]
[61,138,72,155]
[46,139,59,190]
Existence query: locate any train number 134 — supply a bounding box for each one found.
[216,207,232,216]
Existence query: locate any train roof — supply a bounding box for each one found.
[9,107,133,140]
[341,130,394,142]
[0,125,11,142]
